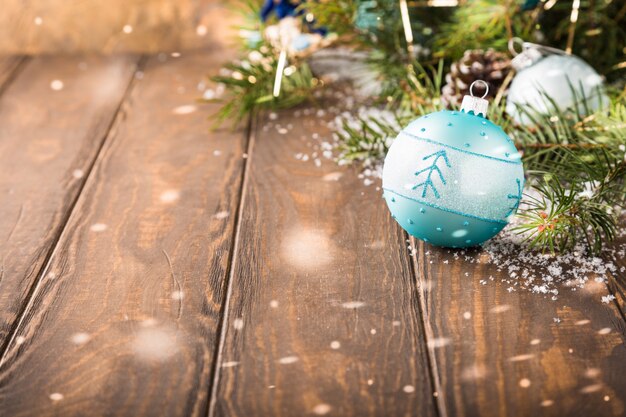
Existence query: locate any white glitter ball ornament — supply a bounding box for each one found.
[506,39,608,125]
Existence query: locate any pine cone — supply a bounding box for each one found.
[441,49,511,108]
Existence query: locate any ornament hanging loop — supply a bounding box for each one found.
[510,38,543,71]
[522,41,568,57]
[470,80,489,99]
[508,37,524,56]
[509,37,570,71]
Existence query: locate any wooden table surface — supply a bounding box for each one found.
[0,46,624,417]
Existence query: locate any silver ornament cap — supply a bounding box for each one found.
[508,37,567,71]
[460,80,489,117]
[511,47,543,71]
[509,38,542,71]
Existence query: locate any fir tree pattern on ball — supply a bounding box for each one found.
[382,81,525,248]
[412,150,451,199]
[505,38,608,126]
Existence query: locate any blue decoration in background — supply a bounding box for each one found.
[521,0,540,10]
[260,0,328,36]
[382,108,525,248]
[292,34,312,51]
[261,0,301,22]
[355,0,381,31]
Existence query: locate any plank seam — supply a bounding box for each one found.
[0,55,146,367]
[409,236,447,417]
[205,114,256,417]
[607,271,626,323]
[601,248,626,324]
[0,57,29,99]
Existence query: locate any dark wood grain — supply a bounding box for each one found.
[0,50,247,416]
[0,56,24,91]
[0,55,138,346]
[210,110,438,417]
[414,240,626,417]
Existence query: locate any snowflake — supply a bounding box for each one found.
[601,295,616,304]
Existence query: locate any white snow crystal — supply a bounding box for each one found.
[601,295,616,304]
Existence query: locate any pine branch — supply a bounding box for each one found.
[433,0,533,60]
[515,156,626,254]
[334,108,407,167]
[209,51,320,127]
[498,94,626,254]
[512,94,626,173]
[298,1,356,35]
[518,143,607,149]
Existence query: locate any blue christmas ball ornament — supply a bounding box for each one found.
[506,39,608,125]
[382,81,524,248]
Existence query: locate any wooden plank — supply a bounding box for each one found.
[0,1,238,54]
[210,111,438,417]
[0,51,247,416]
[0,55,138,346]
[414,240,626,417]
